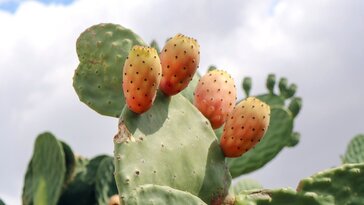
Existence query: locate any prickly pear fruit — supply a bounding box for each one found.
[220,97,270,157]
[159,34,200,96]
[194,69,237,129]
[122,46,162,114]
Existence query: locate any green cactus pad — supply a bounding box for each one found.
[58,155,109,205]
[22,160,33,205]
[60,141,76,185]
[22,132,66,205]
[0,199,5,205]
[127,184,207,205]
[214,126,223,140]
[180,72,201,103]
[95,156,118,205]
[342,134,364,164]
[297,163,364,204]
[242,77,252,97]
[255,94,285,107]
[234,189,334,205]
[73,23,147,117]
[150,40,160,53]
[233,179,263,194]
[114,92,231,204]
[227,107,293,177]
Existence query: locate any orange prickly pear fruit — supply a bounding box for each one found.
[194,69,237,129]
[220,97,270,157]
[122,46,162,114]
[159,34,200,96]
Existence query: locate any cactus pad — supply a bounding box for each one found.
[73,23,147,117]
[342,134,364,164]
[232,178,263,194]
[22,132,66,205]
[60,141,76,185]
[234,189,334,205]
[95,156,118,205]
[114,92,231,204]
[58,155,109,205]
[297,163,364,204]
[127,184,207,205]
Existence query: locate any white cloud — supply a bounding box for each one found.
[1,0,364,203]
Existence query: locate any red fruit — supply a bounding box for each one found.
[122,46,162,114]
[159,34,200,96]
[220,97,270,158]
[194,69,237,129]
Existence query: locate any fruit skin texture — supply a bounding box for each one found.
[122,46,162,114]
[194,69,237,129]
[159,34,200,96]
[220,97,270,158]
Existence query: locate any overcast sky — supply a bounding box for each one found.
[1,0,364,204]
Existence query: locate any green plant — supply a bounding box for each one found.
[22,133,117,205]
[20,23,364,205]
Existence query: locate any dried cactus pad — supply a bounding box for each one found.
[74,23,146,117]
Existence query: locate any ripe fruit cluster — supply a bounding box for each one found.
[122,34,270,158]
[122,34,200,113]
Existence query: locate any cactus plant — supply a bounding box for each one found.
[22,133,118,205]
[20,22,364,205]
[22,132,66,205]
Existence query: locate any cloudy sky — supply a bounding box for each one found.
[1,0,363,204]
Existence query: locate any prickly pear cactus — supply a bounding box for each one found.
[22,132,66,205]
[61,141,77,185]
[73,23,147,117]
[58,155,118,205]
[342,134,364,164]
[297,163,364,204]
[113,92,231,204]
[226,74,302,177]
[95,157,118,205]
[234,189,334,205]
[22,133,118,205]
